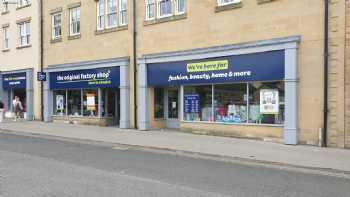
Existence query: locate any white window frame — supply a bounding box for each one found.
[17,0,31,7]
[2,2,9,12]
[96,0,128,30]
[175,0,185,15]
[97,0,106,30]
[157,0,173,18]
[18,22,30,46]
[69,7,80,36]
[3,26,9,50]
[145,0,155,20]
[119,0,127,26]
[217,0,241,6]
[51,13,62,40]
[106,0,118,28]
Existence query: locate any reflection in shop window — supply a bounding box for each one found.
[154,88,164,119]
[184,85,212,122]
[68,90,81,116]
[83,89,98,116]
[214,83,247,123]
[53,90,66,115]
[249,82,284,124]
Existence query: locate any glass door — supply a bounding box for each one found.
[166,87,180,129]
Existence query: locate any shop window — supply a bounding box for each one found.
[53,90,66,116]
[249,82,284,124]
[83,89,98,116]
[67,90,81,116]
[184,85,212,122]
[101,88,117,117]
[154,88,164,119]
[214,83,247,123]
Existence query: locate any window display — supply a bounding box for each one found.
[154,88,164,119]
[52,88,119,118]
[214,84,247,123]
[53,90,66,115]
[83,89,98,116]
[183,81,284,125]
[249,82,284,124]
[68,90,81,116]
[184,85,212,121]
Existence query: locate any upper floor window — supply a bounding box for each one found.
[2,2,9,13]
[157,0,172,18]
[175,0,184,14]
[18,22,30,46]
[69,7,80,36]
[2,26,9,50]
[119,0,127,25]
[96,0,127,30]
[217,0,241,6]
[145,0,155,20]
[17,0,31,7]
[52,13,62,39]
[107,0,117,28]
[146,0,185,20]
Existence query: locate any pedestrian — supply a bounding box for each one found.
[12,96,23,121]
[0,100,4,123]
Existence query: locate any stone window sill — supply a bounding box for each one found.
[68,34,81,40]
[144,13,187,26]
[2,48,10,52]
[1,11,9,15]
[16,4,31,10]
[16,44,31,49]
[95,25,128,35]
[51,37,62,44]
[215,2,243,13]
[257,0,277,4]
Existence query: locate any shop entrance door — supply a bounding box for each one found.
[166,87,180,129]
[11,88,26,116]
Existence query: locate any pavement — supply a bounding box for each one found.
[0,120,350,173]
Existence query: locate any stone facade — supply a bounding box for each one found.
[0,0,42,120]
[2,0,350,148]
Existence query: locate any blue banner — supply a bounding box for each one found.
[147,50,285,86]
[50,67,120,89]
[184,94,200,113]
[2,72,27,90]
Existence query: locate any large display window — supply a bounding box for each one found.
[183,85,212,121]
[52,88,118,118]
[183,81,284,125]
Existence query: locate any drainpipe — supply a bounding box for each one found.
[323,0,329,147]
[132,0,138,128]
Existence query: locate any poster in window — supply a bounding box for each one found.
[260,89,279,114]
[87,93,96,111]
[56,95,64,112]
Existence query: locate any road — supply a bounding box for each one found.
[0,132,349,197]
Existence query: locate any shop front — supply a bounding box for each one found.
[44,58,130,128]
[139,36,300,145]
[0,69,34,120]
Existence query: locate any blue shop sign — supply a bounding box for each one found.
[147,50,285,86]
[2,72,27,90]
[184,94,200,113]
[50,67,120,89]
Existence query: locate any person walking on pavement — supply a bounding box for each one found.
[13,96,23,121]
[0,100,4,123]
